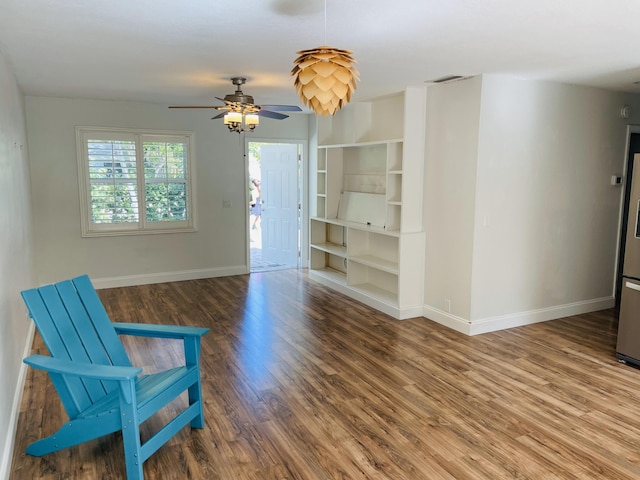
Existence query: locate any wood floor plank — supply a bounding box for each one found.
[9,269,640,479]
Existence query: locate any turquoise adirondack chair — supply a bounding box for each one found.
[20,275,209,479]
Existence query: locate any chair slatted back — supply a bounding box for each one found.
[68,275,131,367]
[21,275,133,418]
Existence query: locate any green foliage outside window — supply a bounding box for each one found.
[90,183,139,223]
[87,138,188,224]
[145,183,187,221]
[143,141,187,222]
[87,139,138,224]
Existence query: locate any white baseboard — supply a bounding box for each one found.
[423,296,615,336]
[91,265,248,289]
[421,307,472,334]
[1,321,35,480]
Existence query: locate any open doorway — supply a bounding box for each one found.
[248,141,302,272]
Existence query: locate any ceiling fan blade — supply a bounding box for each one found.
[169,105,219,109]
[171,79,300,121]
[258,110,289,120]
[260,105,302,112]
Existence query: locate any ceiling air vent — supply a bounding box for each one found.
[426,75,470,85]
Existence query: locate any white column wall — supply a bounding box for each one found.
[0,52,34,478]
[470,75,638,329]
[423,76,483,320]
[423,74,640,334]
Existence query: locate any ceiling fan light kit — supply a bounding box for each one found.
[169,77,301,134]
[223,110,255,133]
[292,46,359,116]
[244,113,260,126]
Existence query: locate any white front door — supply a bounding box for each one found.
[260,144,299,268]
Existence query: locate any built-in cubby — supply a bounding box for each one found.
[348,229,399,273]
[317,93,405,145]
[348,262,399,304]
[309,87,426,319]
[309,218,348,284]
[316,140,403,231]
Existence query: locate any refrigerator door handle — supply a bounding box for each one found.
[636,199,640,238]
[625,280,640,292]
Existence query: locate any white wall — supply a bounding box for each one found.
[25,96,309,287]
[424,74,640,334]
[423,76,482,320]
[0,52,34,478]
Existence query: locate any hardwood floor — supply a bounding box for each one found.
[9,269,640,479]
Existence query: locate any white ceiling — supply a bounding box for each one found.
[1,0,640,111]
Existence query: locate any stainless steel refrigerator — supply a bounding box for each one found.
[618,155,640,366]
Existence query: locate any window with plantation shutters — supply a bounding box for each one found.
[76,127,196,236]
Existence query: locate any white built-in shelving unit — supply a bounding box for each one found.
[309,88,426,319]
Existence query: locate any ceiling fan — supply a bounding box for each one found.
[169,77,302,132]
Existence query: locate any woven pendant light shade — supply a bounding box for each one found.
[292,46,359,116]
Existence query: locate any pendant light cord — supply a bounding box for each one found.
[324,0,327,45]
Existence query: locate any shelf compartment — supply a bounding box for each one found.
[317,108,354,145]
[311,242,347,257]
[347,262,398,303]
[387,142,403,171]
[316,197,326,218]
[317,94,405,145]
[348,229,399,271]
[351,282,399,306]
[386,205,402,232]
[342,144,386,176]
[310,243,347,271]
[324,148,344,219]
[311,267,348,286]
[310,218,347,255]
[349,254,398,274]
[317,149,327,171]
[317,172,326,195]
[387,174,402,204]
[311,248,347,275]
[343,173,385,194]
[355,94,405,143]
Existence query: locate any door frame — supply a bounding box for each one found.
[244,136,309,271]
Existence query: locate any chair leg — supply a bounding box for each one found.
[119,385,144,479]
[27,423,88,457]
[26,414,119,456]
[188,380,205,429]
[184,337,205,429]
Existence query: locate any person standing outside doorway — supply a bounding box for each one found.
[250,178,261,230]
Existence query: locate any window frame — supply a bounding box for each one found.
[76,126,197,237]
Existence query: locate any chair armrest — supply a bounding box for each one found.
[24,354,142,381]
[114,322,208,368]
[112,322,209,339]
